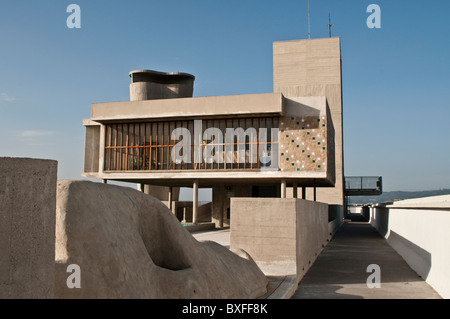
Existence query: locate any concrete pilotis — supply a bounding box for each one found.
[212,185,225,228]
[313,179,317,202]
[193,179,199,225]
[281,179,287,198]
[182,207,187,223]
[168,186,173,211]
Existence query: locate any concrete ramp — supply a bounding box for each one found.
[292,221,441,299]
[55,180,267,299]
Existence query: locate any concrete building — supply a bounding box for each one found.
[82,37,344,228]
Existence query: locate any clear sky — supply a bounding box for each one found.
[1,0,449,194]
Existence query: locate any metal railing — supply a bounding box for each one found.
[344,176,382,196]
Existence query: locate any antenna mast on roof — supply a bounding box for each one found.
[327,13,333,38]
[308,0,311,39]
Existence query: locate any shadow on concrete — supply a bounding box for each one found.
[370,207,390,237]
[348,213,369,223]
[296,222,428,285]
[292,221,440,299]
[386,230,432,281]
[366,208,432,281]
[291,284,364,299]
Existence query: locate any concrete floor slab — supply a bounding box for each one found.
[192,228,231,249]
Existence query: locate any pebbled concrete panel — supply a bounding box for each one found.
[0,157,57,298]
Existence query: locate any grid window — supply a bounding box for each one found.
[104,117,279,171]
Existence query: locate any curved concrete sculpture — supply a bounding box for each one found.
[55,180,267,299]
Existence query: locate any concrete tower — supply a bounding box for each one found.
[273,38,344,214]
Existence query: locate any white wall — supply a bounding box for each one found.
[370,195,450,299]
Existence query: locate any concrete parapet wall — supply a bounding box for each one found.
[328,204,344,237]
[370,195,450,299]
[0,157,57,298]
[230,198,329,284]
[296,200,329,281]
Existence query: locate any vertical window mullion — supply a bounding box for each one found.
[119,124,123,170]
[149,122,153,171]
[251,118,254,169]
[143,123,147,170]
[114,124,118,170]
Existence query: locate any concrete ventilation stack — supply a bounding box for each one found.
[129,70,195,207]
[129,70,195,101]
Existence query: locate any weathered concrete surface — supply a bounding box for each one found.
[292,221,442,299]
[90,93,283,122]
[192,229,298,299]
[274,38,344,208]
[0,157,57,299]
[129,70,195,101]
[230,198,329,284]
[55,180,267,299]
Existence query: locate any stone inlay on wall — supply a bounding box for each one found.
[279,116,327,172]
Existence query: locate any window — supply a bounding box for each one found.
[104,117,279,171]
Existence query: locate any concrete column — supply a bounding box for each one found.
[98,124,106,173]
[193,179,199,225]
[313,179,317,202]
[168,186,173,211]
[182,207,187,223]
[102,179,108,184]
[281,180,287,199]
[144,185,180,203]
[212,185,225,228]
[140,183,145,192]
[0,158,57,299]
[293,183,298,198]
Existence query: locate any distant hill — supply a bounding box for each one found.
[348,188,450,205]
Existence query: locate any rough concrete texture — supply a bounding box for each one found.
[274,38,344,207]
[55,180,267,299]
[0,157,57,299]
[129,70,195,101]
[230,198,329,284]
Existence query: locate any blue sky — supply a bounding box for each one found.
[1,0,449,193]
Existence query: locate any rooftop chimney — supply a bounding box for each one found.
[129,70,195,101]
